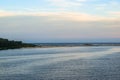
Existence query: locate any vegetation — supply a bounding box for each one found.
[1,38,120,50]
[0,38,36,50]
[83,43,93,46]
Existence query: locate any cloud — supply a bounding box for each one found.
[0,15,120,42]
[96,4,107,10]
[109,1,120,6]
[0,10,120,22]
[109,11,120,16]
[47,0,87,8]
[0,10,16,17]
[96,0,120,11]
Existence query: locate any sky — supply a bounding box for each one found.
[0,0,120,43]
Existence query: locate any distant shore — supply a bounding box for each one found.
[1,43,120,50]
[0,38,120,50]
[35,43,120,47]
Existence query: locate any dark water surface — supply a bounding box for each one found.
[0,47,120,80]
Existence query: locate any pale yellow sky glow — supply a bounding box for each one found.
[0,10,120,21]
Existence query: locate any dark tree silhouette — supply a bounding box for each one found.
[0,38,36,50]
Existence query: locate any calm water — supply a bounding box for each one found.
[0,46,120,80]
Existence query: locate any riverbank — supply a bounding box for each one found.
[1,38,120,50]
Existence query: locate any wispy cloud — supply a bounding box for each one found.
[0,10,119,22]
[96,0,120,10]
[47,0,87,9]
[96,4,107,10]
[109,11,120,16]
[0,10,15,17]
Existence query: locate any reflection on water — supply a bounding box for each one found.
[0,47,120,80]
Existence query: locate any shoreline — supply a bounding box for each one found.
[1,38,120,50]
[1,44,120,50]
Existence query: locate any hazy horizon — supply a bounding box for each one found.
[0,0,120,43]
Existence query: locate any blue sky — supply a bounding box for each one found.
[0,0,120,42]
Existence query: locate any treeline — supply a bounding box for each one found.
[0,38,36,50]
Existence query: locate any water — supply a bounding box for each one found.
[0,46,120,80]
